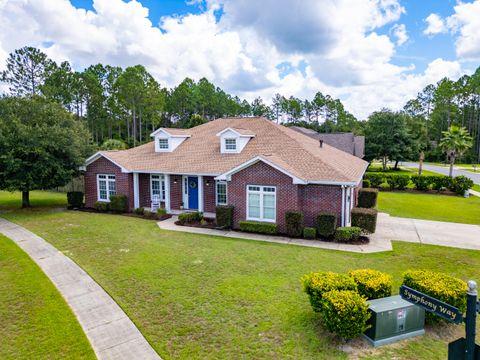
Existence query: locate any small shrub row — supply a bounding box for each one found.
[94,201,109,212]
[216,205,234,228]
[133,207,167,219]
[349,269,392,300]
[303,227,316,239]
[334,226,361,242]
[302,268,392,340]
[364,172,473,194]
[109,194,128,213]
[351,207,377,234]
[301,272,357,312]
[239,220,277,235]
[67,191,84,208]
[403,270,467,323]
[357,188,378,208]
[178,211,203,224]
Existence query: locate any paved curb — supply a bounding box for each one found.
[0,217,161,360]
[158,216,393,253]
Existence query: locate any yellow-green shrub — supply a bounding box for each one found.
[349,269,392,300]
[301,272,357,312]
[321,290,371,340]
[403,270,467,323]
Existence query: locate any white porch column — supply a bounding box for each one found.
[164,174,171,213]
[133,172,140,209]
[341,185,346,227]
[198,175,204,212]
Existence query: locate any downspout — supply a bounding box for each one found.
[341,185,346,227]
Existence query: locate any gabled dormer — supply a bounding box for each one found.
[151,128,191,153]
[216,127,255,154]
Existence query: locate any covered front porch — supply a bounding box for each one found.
[131,173,218,216]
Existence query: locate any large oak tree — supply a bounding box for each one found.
[0,96,91,207]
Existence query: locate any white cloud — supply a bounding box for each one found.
[392,24,408,45]
[0,0,468,118]
[424,13,447,35]
[424,1,480,60]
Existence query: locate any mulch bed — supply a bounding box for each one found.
[174,217,217,229]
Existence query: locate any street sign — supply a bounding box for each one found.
[400,285,464,324]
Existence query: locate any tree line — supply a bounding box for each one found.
[0,47,359,149]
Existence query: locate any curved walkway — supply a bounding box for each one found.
[0,217,161,360]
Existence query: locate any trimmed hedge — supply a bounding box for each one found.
[431,176,449,191]
[357,188,378,208]
[448,175,474,195]
[109,194,128,213]
[144,209,158,220]
[239,220,277,235]
[178,212,203,224]
[349,269,392,300]
[403,270,467,323]
[385,174,410,190]
[67,191,83,208]
[351,207,378,234]
[363,173,385,188]
[362,179,371,188]
[303,227,316,240]
[302,272,357,312]
[321,290,371,340]
[334,226,361,243]
[134,207,145,215]
[94,201,108,212]
[157,208,167,216]
[216,205,234,228]
[285,211,304,237]
[411,175,431,191]
[316,212,337,239]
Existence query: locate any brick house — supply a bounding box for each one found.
[84,117,368,232]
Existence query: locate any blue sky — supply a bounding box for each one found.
[1,0,479,118]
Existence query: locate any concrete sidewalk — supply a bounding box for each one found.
[0,217,161,360]
[159,215,480,252]
[158,216,392,253]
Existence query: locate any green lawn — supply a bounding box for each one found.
[0,233,95,359]
[378,191,480,224]
[1,191,480,359]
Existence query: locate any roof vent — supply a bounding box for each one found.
[319,139,324,148]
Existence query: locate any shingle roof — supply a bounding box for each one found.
[99,117,368,184]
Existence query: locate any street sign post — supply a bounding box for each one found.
[400,280,479,360]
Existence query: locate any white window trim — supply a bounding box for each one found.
[224,138,237,152]
[150,174,166,201]
[246,185,276,223]
[215,181,228,205]
[96,174,116,202]
[158,138,170,151]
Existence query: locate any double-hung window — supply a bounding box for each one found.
[216,181,227,205]
[151,175,166,201]
[97,174,116,201]
[247,185,276,222]
[225,138,237,151]
[158,138,169,150]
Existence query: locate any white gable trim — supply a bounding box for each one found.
[84,152,130,173]
[150,128,191,138]
[215,127,255,138]
[215,156,307,184]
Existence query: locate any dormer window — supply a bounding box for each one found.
[225,138,237,151]
[158,138,169,150]
[216,127,255,154]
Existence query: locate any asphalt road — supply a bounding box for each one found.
[402,162,480,184]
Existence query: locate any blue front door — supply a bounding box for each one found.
[188,176,198,209]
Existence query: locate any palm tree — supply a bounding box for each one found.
[439,126,473,177]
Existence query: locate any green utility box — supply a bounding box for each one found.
[364,295,425,347]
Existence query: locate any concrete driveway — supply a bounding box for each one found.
[371,212,480,251]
